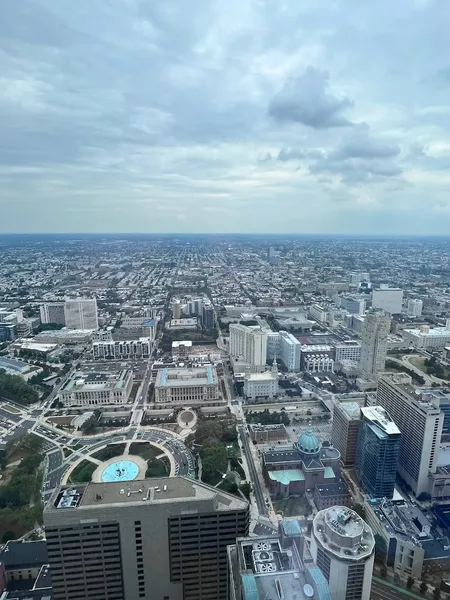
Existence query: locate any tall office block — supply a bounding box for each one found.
[377,373,444,496]
[332,402,361,467]
[44,477,249,600]
[359,310,391,379]
[407,299,423,317]
[229,324,267,367]
[202,303,215,329]
[310,506,375,600]
[372,288,403,315]
[278,330,301,371]
[355,406,401,499]
[40,302,66,326]
[172,299,181,320]
[64,298,98,330]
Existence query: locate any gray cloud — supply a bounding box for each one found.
[268,67,354,129]
[0,0,450,234]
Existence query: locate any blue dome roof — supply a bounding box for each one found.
[298,428,320,454]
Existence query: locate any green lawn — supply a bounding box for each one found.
[129,442,159,461]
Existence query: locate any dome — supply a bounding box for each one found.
[298,428,320,455]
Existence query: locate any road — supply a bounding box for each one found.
[238,425,268,517]
[371,578,423,600]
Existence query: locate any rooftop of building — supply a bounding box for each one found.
[313,506,374,560]
[315,482,350,497]
[48,477,248,512]
[0,357,31,372]
[172,340,193,348]
[235,530,332,600]
[368,498,432,546]
[156,365,217,387]
[361,406,401,435]
[0,540,48,570]
[404,327,450,336]
[337,401,361,420]
[248,423,287,432]
[61,369,131,392]
[245,371,277,381]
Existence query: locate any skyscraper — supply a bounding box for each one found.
[310,506,375,600]
[355,406,401,499]
[377,372,444,496]
[372,288,403,315]
[331,402,361,467]
[359,310,391,379]
[40,302,66,326]
[64,298,98,330]
[407,298,423,317]
[172,299,181,320]
[44,477,249,600]
[229,324,267,367]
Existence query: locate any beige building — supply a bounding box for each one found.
[44,477,249,600]
[331,402,361,467]
[154,366,222,407]
[359,310,391,379]
[60,369,133,407]
[377,373,444,496]
[229,324,267,367]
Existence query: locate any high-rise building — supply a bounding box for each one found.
[228,519,332,600]
[278,330,301,371]
[355,406,401,499]
[172,299,181,320]
[64,298,98,330]
[44,477,249,600]
[372,288,403,315]
[334,340,361,363]
[202,303,215,329]
[40,302,66,325]
[359,310,391,379]
[331,402,361,467]
[229,324,267,367]
[310,506,375,600]
[407,298,423,317]
[341,295,366,315]
[377,373,444,496]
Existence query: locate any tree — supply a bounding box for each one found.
[352,503,365,520]
[420,581,428,596]
[407,576,415,590]
[433,587,441,600]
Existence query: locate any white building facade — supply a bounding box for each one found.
[243,371,278,400]
[407,299,423,317]
[60,370,133,407]
[64,299,98,330]
[372,288,403,315]
[310,506,375,600]
[278,330,301,371]
[229,324,267,367]
[334,341,361,363]
[402,325,450,349]
[92,337,152,359]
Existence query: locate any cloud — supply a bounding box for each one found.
[0,0,450,234]
[268,67,355,129]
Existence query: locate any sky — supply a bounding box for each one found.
[1,0,450,235]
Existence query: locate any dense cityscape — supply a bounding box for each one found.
[0,234,450,599]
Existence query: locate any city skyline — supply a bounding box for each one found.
[1,1,450,234]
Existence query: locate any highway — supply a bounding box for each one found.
[238,425,268,517]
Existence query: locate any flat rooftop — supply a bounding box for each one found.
[338,402,361,420]
[245,371,277,381]
[62,369,132,392]
[156,366,218,387]
[361,406,400,435]
[49,477,247,512]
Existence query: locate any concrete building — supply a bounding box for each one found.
[407,299,423,317]
[377,373,444,496]
[229,324,267,367]
[0,310,18,342]
[372,288,403,315]
[0,357,42,381]
[44,477,249,600]
[303,355,334,373]
[402,325,450,349]
[243,364,278,400]
[313,482,351,511]
[365,497,450,580]
[40,302,66,326]
[92,337,152,359]
[0,540,49,596]
[60,369,133,407]
[310,506,375,600]
[278,331,302,371]
[263,429,341,498]
[356,406,401,499]
[331,402,361,467]
[334,340,361,363]
[172,299,181,320]
[228,520,332,600]
[186,298,203,317]
[154,366,222,407]
[309,304,329,323]
[248,424,288,443]
[168,318,198,330]
[202,303,215,329]
[359,310,391,379]
[64,298,98,330]
[340,296,366,316]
